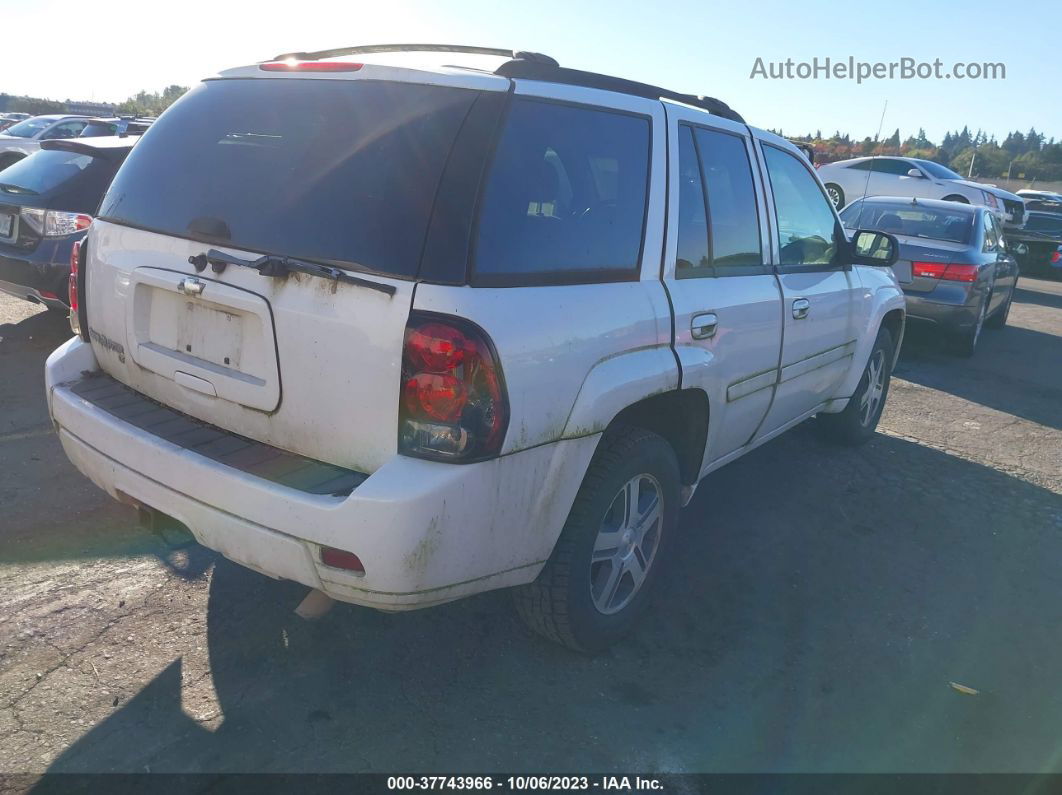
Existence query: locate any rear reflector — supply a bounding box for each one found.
[260,61,363,72]
[320,546,365,574]
[912,261,979,283]
[39,290,59,300]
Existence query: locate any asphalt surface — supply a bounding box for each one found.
[1,279,1060,775]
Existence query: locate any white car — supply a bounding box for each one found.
[46,44,905,652]
[0,114,91,170]
[817,156,1026,228]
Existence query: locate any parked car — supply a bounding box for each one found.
[840,197,1017,355]
[1016,189,1062,203]
[46,44,904,652]
[0,112,31,132]
[818,156,1026,228]
[1018,193,1062,216]
[0,137,136,310]
[78,116,155,138]
[0,115,92,170]
[1005,211,1062,275]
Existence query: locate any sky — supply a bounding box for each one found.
[2,0,1058,144]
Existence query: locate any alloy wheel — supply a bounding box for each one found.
[590,474,664,615]
[859,349,886,427]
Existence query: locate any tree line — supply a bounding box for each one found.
[786,126,1062,181]
[2,85,189,118]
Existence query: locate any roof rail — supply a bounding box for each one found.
[492,60,743,123]
[270,43,526,62]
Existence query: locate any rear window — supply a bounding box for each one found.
[79,122,118,138]
[0,149,99,195]
[98,78,479,278]
[841,200,973,244]
[473,98,650,284]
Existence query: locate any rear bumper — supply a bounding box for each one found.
[0,238,77,308]
[903,288,981,330]
[46,338,597,610]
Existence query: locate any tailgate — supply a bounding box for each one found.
[85,221,413,473]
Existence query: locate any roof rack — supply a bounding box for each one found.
[492,60,743,123]
[267,44,742,122]
[270,43,531,62]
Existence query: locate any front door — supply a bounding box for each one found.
[755,137,860,433]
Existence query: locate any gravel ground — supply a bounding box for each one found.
[0,279,1060,775]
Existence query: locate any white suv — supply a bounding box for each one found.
[46,45,905,651]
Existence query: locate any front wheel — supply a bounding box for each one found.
[514,427,680,653]
[816,326,895,445]
[825,183,845,209]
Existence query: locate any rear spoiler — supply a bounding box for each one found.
[40,139,135,160]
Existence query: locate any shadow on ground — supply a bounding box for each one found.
[38,428,1062,775]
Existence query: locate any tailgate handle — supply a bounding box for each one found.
[174,371,218,397]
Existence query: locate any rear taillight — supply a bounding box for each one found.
[20,208,92,237]
[1051,249,1061,266]
[259,61,363,72]
[399,313,508,462]
[68,240,81,334]
[912,261,979,283]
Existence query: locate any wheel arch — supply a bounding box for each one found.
[605,388,710,487]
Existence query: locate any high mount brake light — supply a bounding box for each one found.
[259,61,364,72]
[399,314,508,462]
[912,261,979,283]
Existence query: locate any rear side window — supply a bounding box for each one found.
[473,98,650,285]
[694,128,762,272]
[99,79,478,278]
[79,122,118,138]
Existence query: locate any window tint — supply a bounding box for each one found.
[99,79,476,278]
[474,99,649,283]
[1025,215,1062,232]
[695,128,762,271]
[763,145,838,267]
[674,126,710,278]
[918,160,963,180]
[877,159,916,176]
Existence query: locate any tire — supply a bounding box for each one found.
[817,326,895,446]
[985,284,1014,329]
[513,427,681,653]
[825,183,845,209]
[942,194,970,204]
[951,292,989,356]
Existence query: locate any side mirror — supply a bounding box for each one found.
[849,229,899,267]
[906,168,924,178]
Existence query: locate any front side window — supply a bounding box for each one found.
[43,121,87,140]
[474,98,650,284]
[763,145,838,267]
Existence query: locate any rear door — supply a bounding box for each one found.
[661,104,782,468]
[754,135,860,432]
[85,73,499,474]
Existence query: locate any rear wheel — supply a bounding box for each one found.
[825,183,845,209]
[942,194,970,204]
[514,427,680,653]
[817,326,894,446]
[951,293,989,356]
[985,284,1014,329]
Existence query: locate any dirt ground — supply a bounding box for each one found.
[1,279,1060,774]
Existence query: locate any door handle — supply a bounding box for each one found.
[792,298,810,319]
[691,312,718,340]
